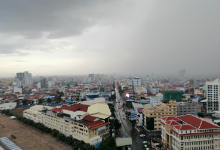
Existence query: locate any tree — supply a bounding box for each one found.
[98,137,118,150]
[51,129,59,137]
[60,91,64,97]
[114,119,121,131]
[47,98,52,103]
[38,99,43,104]
[22,100,28,105]
[57,96,62,103]
[198,112,204,118]
[129,120,136,127]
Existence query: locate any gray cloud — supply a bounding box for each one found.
[0,0,220,76]
[0,0,130,39]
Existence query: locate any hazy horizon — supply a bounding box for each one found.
[1,0,220,77]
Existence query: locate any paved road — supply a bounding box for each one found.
[115,85,148,150]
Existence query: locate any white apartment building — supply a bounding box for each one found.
[14,86,23,93]
[0,103,17,110]
[24,103,111,145]
[132,77,141,87]
[24,71,32,86]
[88,74,95,82]
[37,82,41,88]
[161,115,220,150]
[206,79,220,113]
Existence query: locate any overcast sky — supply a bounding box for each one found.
[0,0,220,77]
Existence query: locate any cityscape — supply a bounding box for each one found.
[1,1,220,150]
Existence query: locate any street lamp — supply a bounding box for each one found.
[110,115,115,138]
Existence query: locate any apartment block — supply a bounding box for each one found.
[177,102,197,116]
[143,100,177,130]
[206,79,220,113]
[23,103,111,145]
[161,115,220,150]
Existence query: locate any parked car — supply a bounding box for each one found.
[140,134,145,137]
[143,141,148,144]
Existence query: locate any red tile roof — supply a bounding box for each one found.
[83,115,97,122]
[84,120,105,127]
[172,85,183,88]
[177,115,219,129]
[173,124,197,130]
[52,108,62,113]
[166,120,181,126]
[61,105,78,111]
[61,104,89,112]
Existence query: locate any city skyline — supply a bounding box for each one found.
[0,1,220,77]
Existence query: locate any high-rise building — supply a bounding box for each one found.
[88,74,95,82]
[132,77,142,86]
[161,115,220,150]
[40,78,46,88]
[37,82,41,88]
[16,71,32,86]
[24,71,32,85]
[16,73,24,81]
[206,79,220,113]
[194,80,201,88]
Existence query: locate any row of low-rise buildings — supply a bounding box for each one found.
[0,74,115,105]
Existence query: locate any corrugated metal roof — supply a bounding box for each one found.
[87,103,111,116]
[116,138,132,147]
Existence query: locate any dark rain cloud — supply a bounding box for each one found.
[0,0,220,75]
[0,0,130,39]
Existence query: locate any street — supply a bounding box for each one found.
[115,86,148,150]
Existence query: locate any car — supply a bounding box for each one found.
[143,141,148,144]
[140,134,145,137]
[144,145,148,147]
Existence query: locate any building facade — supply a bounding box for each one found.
[88,74,95,82]
[24,71,32,86]
[40,78,46,88]
[206,79,220,113]
[0,103,17,110]
[16,71,32,86]
[132,77,142,87]
[143,100,177,131]
[161,115,220,150]
[163,91,182,102]
[23,104,110,145]
[177,102,197,116]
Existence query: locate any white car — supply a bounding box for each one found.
[144,145,148,147]
[143,141,148,144]
[140,134,145,137]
